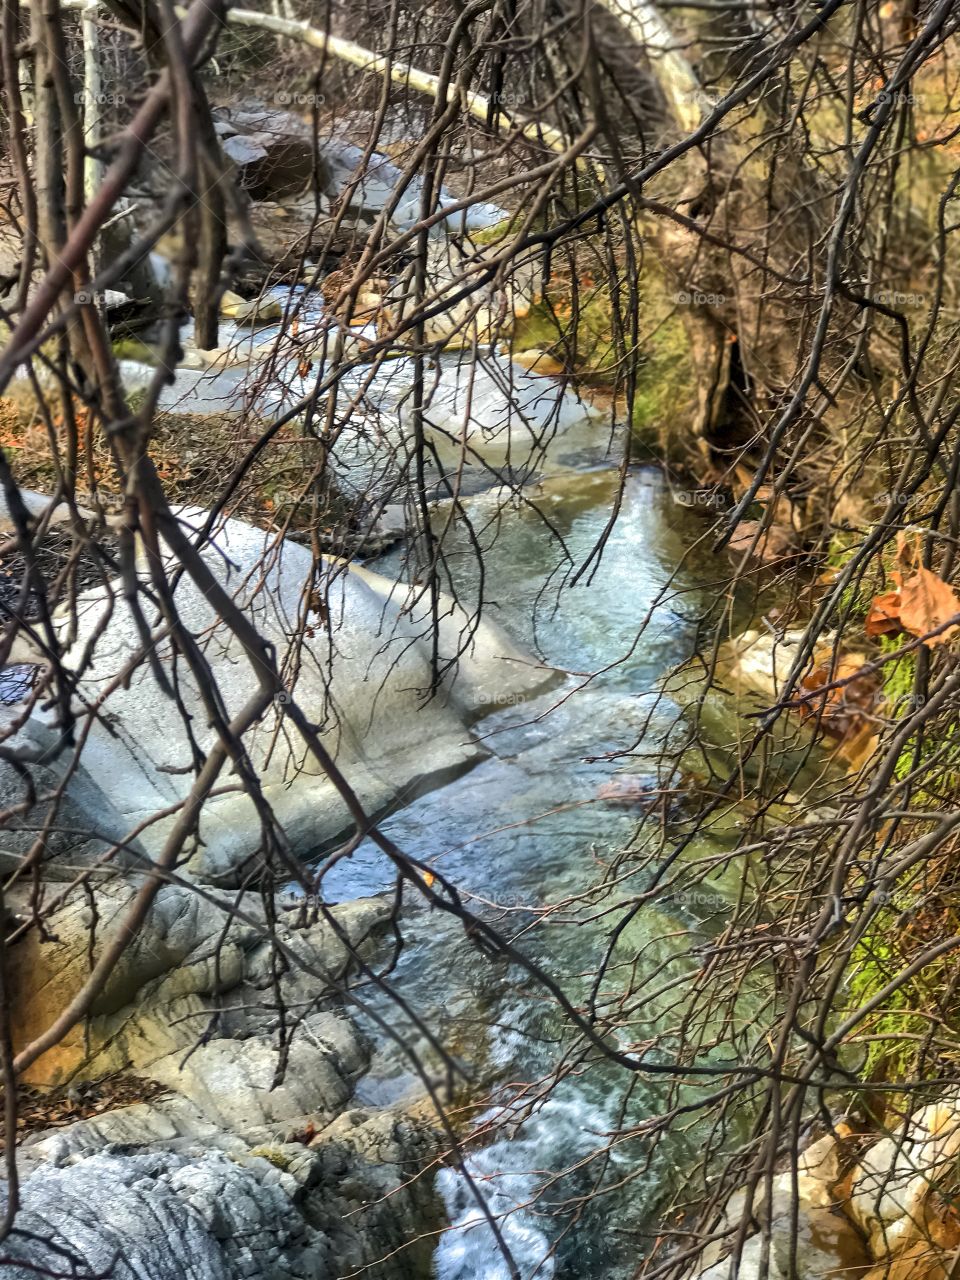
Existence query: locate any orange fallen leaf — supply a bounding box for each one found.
[865,565,960,646]
[800,653,879,740]
[865,588,903,637]
[897,566,960,645]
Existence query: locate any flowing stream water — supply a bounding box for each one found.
[115,285,761,1279]
[316,465,756,1279]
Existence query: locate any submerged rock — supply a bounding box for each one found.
[219,287,284,323]
[595,773,663,808]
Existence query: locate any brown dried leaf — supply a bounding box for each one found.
[865,589,904,637]
[799,653,880,742]
[897,566,960,646]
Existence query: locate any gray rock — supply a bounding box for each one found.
[10,883,390,1102]
[222,131,323,201]
[214,106,330,202]
[7,1111,442,1280]
[305,1107,443,1277]
[19,1095,241,1173]
[695,1205,868,1279]
[386,237,537,350]
[221,132,270,168]
[144,1011,367,1132]
[0,484,91,536]
[220,107,312,139]
[0,1150,332,1280]
[28,510,554,885]
[318,138,504,234]
[0,711,149,880]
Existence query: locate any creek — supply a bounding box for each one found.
[319,461,757,1277]
[117,283,763,1280]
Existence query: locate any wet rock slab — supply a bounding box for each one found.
[4,506,556,885]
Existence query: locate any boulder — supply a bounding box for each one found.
[849,1096,960,1254]
[14,509,554,885]
[305,1107,443,1276]
[384,238,536,350]
[695,1204,868,1279]
[7,876,443,1275]
[216,107,330,202]
[0,733,147,880]
[20,1095,243,1171]
[141,1010,367,1133]
[770,1134,842,1211]
[313,137,505,234]
[718,627,810,701]
[405,352,602,472]
[8,882,389,1089]
[695,1137,853,1276]
[5,1109,442,1280]
[1,1151,291,1280]
[293,348,600,508]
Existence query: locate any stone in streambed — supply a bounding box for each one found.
[694,1205,868,1280]
[848,1095,960,1255]
[692,1135,863,1279]
[219,288,283,323]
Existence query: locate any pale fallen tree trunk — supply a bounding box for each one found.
[60,0,594,164]
[211,3,706,142]
[186,5,577,157]
[82,0,105,272]
[593,0,704,131]
[64,0,705,159]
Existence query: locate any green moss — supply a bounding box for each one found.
[878,637,960,793]
[513,289,624,377]
[248,1145,293,1170]
[629,311,695,447]
[124,386,148,416]
[467,216,523,247]
[113,338,158,365]
[512,275,695,441]
[847,908,930,1084]
[512,301,562,352]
